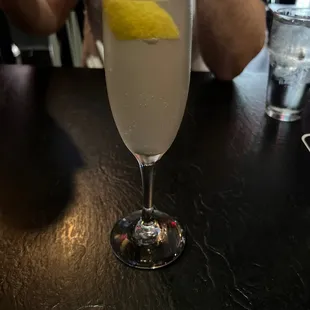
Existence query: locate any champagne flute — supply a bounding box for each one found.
[103,0,192,269]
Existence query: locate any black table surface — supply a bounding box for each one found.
[0,61,310,310]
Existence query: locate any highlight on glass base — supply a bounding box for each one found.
[265,105,302,122]
[110,209,186,269]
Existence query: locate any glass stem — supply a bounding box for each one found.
[139,163,155,224]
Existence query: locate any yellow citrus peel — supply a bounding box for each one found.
[103,0,180,40]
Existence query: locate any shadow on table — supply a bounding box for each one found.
[0,67,84,230]
[167,74,236,168]
[183,75,235,145]
[161,75,236,215]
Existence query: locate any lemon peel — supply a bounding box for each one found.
[103,0,180,40]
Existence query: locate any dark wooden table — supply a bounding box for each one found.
[0,62,310,310]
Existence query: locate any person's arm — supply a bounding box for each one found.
[0,0,77,35]
[196,0,266,80]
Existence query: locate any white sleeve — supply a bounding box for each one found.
[191,0,210,72]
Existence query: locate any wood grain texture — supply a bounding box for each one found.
[0,61,309,310]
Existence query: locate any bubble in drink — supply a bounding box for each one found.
[298,49,306,60]
[143,38,159,45]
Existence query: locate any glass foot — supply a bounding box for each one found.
[265,105,301,122]
[110,210,186,269]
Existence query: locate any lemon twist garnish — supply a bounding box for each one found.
[103,0,180,40]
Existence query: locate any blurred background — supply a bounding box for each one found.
[0,0,309,68]
[0,0,85,67]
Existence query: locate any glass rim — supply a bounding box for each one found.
[274,8,310,22]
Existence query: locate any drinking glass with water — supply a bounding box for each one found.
[266,8,310,122]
